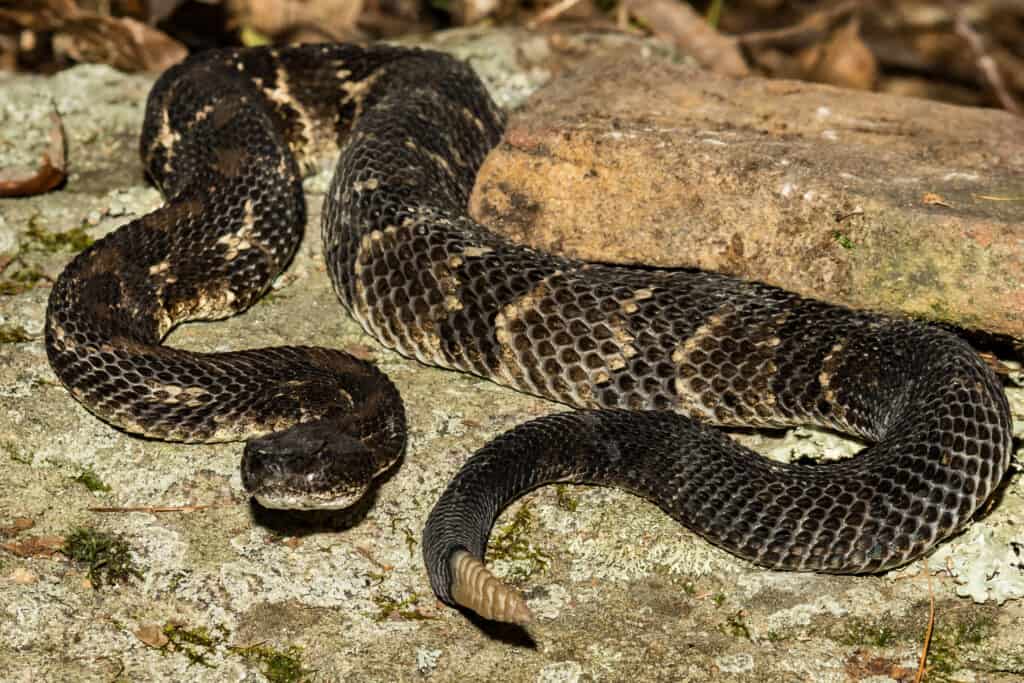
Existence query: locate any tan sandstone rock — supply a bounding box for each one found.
[470,49,1024,338]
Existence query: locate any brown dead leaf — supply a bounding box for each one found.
[801,17,877,90]
[52,15,186,72]
[0,111,66,198]
[922,192,953,208]
[8,567,39,585]
[845,649,914,682]
[345,343,377,361]
[1,518,35,537]
[0,535,65,558]
[226,0,364,43]
[135,623,170,648]
[0,0,79,32]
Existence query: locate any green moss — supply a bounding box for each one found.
[161,623,228,668]
[0,324,31,343]
[232,644,312,683]
[711,592,726,607]
[24,223,94,253]
[927,610,998,680]
[838,617,901,648]
[718,611,751,640]
[833,231,855,249]
[555,485,579,512]
[61,527,142,588]
[832,607,999,681]
[372,592,434,621]
[0,266,46,295]
[486,500,550,582]
[74,467,111,492]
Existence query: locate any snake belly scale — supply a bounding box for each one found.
[45,44,1012,624]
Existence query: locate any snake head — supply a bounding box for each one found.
[241,418,376,510]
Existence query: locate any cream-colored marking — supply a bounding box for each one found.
[157,109,180,170]
[671,312,733,422]
[463,246,493,258]
[593,369,611,385]
[354,177,380,192]
[819,341,845,405]
[193,103,215,122]
[215,199,257,260]
[461,107,487,134]
[341,72,382,119]
[149,384,209,405]
[262,64,316,159]
[447,255,464,269]
[443,295,463,312]
[149,261,171,275]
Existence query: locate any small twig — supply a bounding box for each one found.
[914,562,937,683]
[528,0,585,28]
[87,503,236,513]
[953,8,1021,115]
[738,1,860,50]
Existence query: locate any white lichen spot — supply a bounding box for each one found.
[816,106,832,119]
[415,648,442,674]
[943,171,981,182]
[714,653,754,674]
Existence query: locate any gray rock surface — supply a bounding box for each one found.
[1,27,1023,682]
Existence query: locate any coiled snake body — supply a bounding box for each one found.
[45,44,1012,624]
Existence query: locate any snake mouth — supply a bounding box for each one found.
[251,486,367,511]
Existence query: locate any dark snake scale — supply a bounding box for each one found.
[45,44,1013,624]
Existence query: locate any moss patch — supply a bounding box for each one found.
[233,643,312,683]
[486,500,550,583]
[62,527,142,588]
[73,467,111,493]
[373,592,434,621]
[0,324,32,343]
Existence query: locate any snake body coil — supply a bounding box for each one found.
[45,45,1012,624]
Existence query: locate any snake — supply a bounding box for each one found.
[45,43,1013,626]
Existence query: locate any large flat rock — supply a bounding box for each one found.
[471,49,1024,337]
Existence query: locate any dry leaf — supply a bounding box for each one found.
[0,535,65,558]
[922,192,953,207]
[8,567,39,585]
[52,15,186,72]
[135,623,170,648]
[0,112,66,198]
[1,518,35,537]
